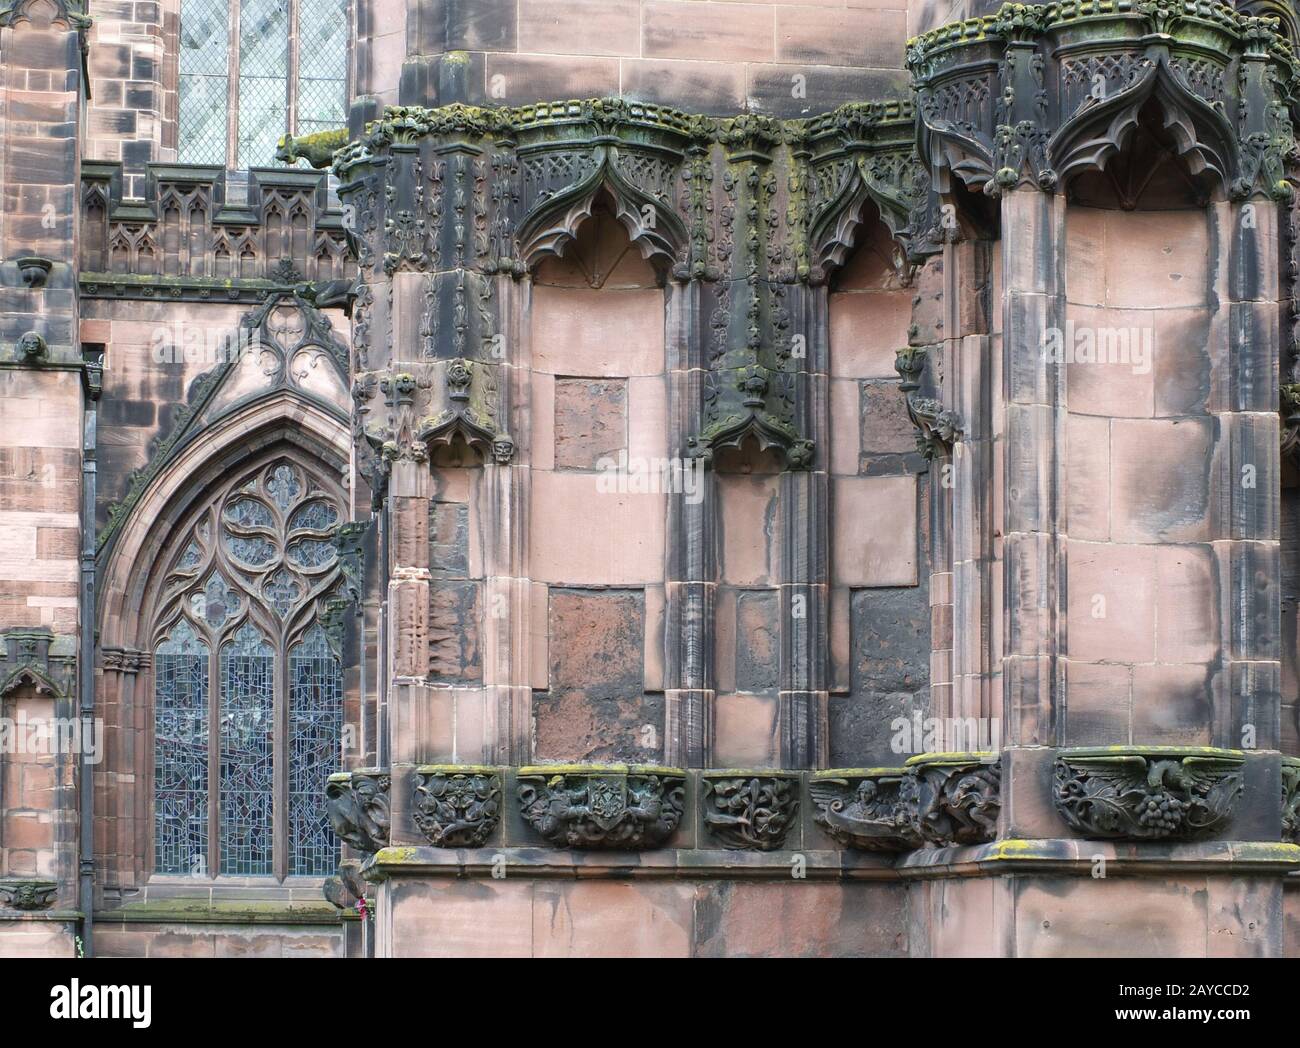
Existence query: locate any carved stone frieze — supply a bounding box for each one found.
[1053,747,1246,841]
[325,769,391,855]
[809,768,923,852]
[909,1,1300,202]
[700,772,800,851]
[517,765,686,849]
[412,765,503,847]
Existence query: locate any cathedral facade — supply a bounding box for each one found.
[0,0,1298,958]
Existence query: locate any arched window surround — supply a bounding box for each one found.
[95,399,357,888]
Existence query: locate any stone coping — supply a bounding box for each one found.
[517,764,686,777]
[93,898,349,925]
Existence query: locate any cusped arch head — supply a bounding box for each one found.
[1049,52,1236,199]
[809,159,923,284]
[98,393,352,653]
[516,151,688,273]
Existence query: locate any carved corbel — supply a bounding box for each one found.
[325,769,391,855]
[517,765,686,849]
[412,765,503,847]
[1283,757,1300,844]
[904,752,1001,846]
[809,769,923,852]
[1053,746,1246,841]
[700,772,800,851]
[0,879,57,911]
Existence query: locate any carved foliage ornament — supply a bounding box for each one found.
[1053,747,1246,841]
[413,766,503,848]
[700,773,800,851]
[517,765,686,849]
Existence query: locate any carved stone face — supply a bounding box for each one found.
[17,331,46,361]
[492,435,514,463]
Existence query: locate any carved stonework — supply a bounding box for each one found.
[412,766,502,847]
[809,769,923,852]
[79,163,352,301]
[325,769,391,855]
[1281,757,1300,843]
[909,1,1299,203]
[896,345,962,460]
[1053,747,1246,841]
[517,765,686,849]
[700,772,799,851]
[905,752,1001,846]
[809,754,1000,850]
[337,96,937,486]
[322,858,367,910]
[0,879,58,911]
[0,627,73,699]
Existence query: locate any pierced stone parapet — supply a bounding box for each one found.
[699,771,800,851]
[325,769,391,855]
[1053,746,1246,841]
[517,765,686,850]
[413,765,503,848]
[810,768,923,852]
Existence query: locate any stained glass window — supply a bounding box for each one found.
[154,621,209,875]
[288,625,342,874]
[152,458,347,880]
[219,624,275,874]
[176,0,349,169]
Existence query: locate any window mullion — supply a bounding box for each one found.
[287,0,299,140]
[227,1,241,171]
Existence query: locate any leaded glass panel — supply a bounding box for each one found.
[288,625,342,874]
[237,0,290,169]
[219,624,275,875]
[154,621,209,874]
[295,0,348,139]
[178,0,229,165]
[178,0,349,169]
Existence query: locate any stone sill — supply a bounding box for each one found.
[362,840,1300,882]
